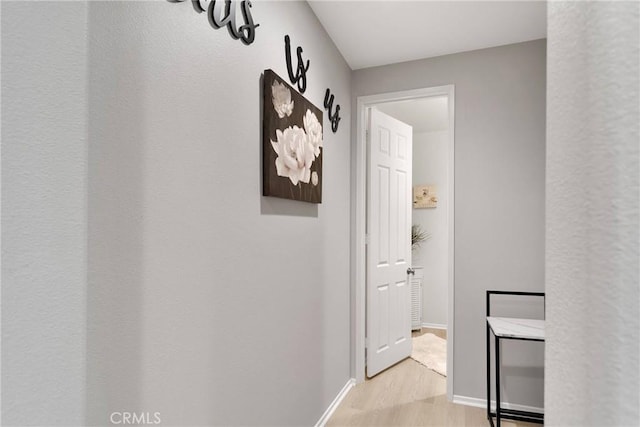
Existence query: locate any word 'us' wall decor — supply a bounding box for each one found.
[324,89,341,133]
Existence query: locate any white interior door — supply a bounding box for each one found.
[366,108,413,378]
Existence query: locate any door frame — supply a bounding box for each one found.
[353,85,455,401]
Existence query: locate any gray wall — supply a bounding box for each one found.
[352,39,547,406]
[3,1,352,425]
[546,2,639,425]
[412,130,449,327]
[2,2,88,425]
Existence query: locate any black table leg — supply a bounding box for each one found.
[495,336,501,427]
[486,322,491,423]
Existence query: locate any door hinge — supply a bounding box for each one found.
[365,234,370,245]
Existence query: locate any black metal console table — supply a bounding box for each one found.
[486,290,545,427]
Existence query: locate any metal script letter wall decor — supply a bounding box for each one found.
[324,89,341,133]
[284,35,310,93]
[168,0,259,45]
[283,35,340,133]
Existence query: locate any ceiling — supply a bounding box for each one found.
[308,1,547,70]
[376,96,448,132]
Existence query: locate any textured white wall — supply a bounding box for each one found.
[352,39,547,406]
[546,2,639,425]
[2,2,88,425]
[85,1,351,426]
[3,1,352,426]
[412,130,449,327]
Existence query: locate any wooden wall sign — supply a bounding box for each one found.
[413,185,438,208]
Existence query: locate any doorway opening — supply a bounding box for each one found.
[353,85,455,400]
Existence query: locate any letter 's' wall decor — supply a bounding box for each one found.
[263,70,323,204]
[167,0,259,45]
[284,35,309,94]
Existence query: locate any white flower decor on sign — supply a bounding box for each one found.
[271,80,294,118]
[270,126,315,185]
[303,109,323,158]
[263,70,323,203]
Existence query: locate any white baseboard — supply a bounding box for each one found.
[453,394,544,414]
[315,378,355,427]
[421,322,447,330]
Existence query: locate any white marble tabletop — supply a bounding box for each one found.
[487,317,545,341]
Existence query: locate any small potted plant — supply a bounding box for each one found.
[411,224,430,251]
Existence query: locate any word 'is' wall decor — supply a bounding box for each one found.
[284,35,309,94]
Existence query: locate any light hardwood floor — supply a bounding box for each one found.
[327,329,539,427]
